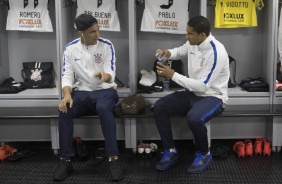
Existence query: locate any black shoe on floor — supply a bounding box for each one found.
[211,145,230,159]
[109,159,123,182]
[53,158,73,181]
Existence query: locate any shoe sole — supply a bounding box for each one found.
[111,177,123,182]
[53,169,73,181]
[156,158,179,171]
[187,157,212,174]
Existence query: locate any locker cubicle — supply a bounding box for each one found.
[56,0,130,141]
[0,0,59,142]
[134,0,201,99]
[272,0,282,151]
[274,0,282,104]
[207,0,276,105]
[131,0,278,141]
[0,0,60,107]
[209,0,277,140]
[56,0,130,98]
[130,0,203,141]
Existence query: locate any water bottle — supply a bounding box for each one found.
[155,53,167,63]
[163,79,170,92]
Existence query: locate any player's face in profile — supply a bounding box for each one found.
[186,26,202,46]
[83,24,100,45]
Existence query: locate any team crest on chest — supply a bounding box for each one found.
[94,53,103,64]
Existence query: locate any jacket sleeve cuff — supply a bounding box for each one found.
[61,82,72,89]
[107,72,116,83]
[171,72,181,82]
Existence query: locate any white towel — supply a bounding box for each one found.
[139,70,157,86]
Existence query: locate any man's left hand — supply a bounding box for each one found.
[156,62,175,78]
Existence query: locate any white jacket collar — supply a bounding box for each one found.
[198,34,214,52]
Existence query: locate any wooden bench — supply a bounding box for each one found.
[1,105,282,154]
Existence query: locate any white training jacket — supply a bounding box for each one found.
[62,37,117,91]
[169,34,229,104]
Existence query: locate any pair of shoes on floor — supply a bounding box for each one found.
[254,138,271,156]
[233,140,253,157]
[155,149,212,174]
[53,156,123,182]
[233,138,271,158]
[0,145,17,161]
[211,145,230,159]
[137,143,158,157]
[73,137,88,158]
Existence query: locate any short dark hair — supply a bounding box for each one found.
[75,14,98,31]
[188,16,210,36]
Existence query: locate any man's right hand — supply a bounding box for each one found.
[155,49,171,58]
[59,94,73,113]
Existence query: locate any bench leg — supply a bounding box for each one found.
[50,118,59,155]
[124,118,131,149]
[272,116,282,152]
[130,118,137,153]
[207,121,211,149]
[124,118,137,153]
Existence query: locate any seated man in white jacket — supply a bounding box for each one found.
[53,14,123,182]
[154,16,229,174]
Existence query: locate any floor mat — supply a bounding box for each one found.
[0,140,282,184]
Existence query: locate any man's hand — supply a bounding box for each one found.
[59,94,73,113]
[156,49,171,58]
[95,71,112,83]
[156,62,175,79]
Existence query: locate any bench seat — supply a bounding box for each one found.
[1,104,282,154]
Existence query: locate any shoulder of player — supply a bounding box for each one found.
[98,37,114,47]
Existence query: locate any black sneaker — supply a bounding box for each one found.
[53,158,73,181]
[109,159,123,182]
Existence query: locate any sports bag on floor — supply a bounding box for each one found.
[22,62,55,89]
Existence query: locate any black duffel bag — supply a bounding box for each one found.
[22,62,55,89]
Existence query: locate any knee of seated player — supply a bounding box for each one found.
[186,115,205,128]
[153,99,169,114]
[96,103,114,115]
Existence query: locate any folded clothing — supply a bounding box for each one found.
[0,77,27,94]
[139,70,156,87]
[0,145,17,161]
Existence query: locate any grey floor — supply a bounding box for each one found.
[0,140,282,184]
